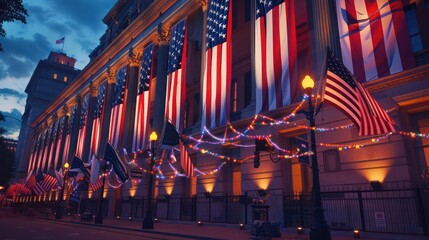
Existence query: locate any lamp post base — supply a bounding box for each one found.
[55,205,63,220]
[309,228,331,240]
[142,216,153,229]
[94,215,103,224]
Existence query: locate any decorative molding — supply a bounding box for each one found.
[62,104,70,117]
[199,0,208,11]
[128,47,142,67]
[90,82,98,97]
[365,64,429,93]
[106,67,117,84]
[155,24,170,44]
[75,94,82,105]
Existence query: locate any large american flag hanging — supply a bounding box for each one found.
[28,139,38,174]
[37,129,49,171]
[255,0,297,114]
[201,0,232,129]
[76,94,89,159]
[91,83,106,157]
[180,143,194,177]
[53,116,64,170]
[46,120,57,170]
[323,49,396,136]
[133,43,154,153]
[165,19,187,130]
[62,106,75,164]
[109,66,128,149]
[335,0,415,82]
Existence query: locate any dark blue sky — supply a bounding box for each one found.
[0,0,117,139]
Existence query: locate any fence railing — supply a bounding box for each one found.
[9,188,429,235]
[283,189,429,235]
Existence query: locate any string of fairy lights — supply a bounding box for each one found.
[113,95,428,181]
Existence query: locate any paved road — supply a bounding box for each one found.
[0,215,190,240]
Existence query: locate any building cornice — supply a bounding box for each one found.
[365,64,429,93]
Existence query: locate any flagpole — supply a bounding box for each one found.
[62,41,64,53]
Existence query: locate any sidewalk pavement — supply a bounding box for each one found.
[45,214,428,240]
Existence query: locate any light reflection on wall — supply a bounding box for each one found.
[165,185,174,195]
[129,187,136,197]
[359,168,390,182]
[255,178,271,190]
[203,183,215,193]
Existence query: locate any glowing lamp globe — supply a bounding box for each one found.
[302,75,314,90]
[149,131,158,141]
[64,162,70,169]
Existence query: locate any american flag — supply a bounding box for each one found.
[323,49,396,136]
[180,143,194,177]
[28,143,36,175]
[24,171,36,190]
[89,176,103,192]
[46,121,58,171]
[33,173,57,195]
[109,66,128,149]
[54,116,64,170]
[91,83,106,157]
[165,19,187,130]
[133,43,154,153]
[39,128,48,171]
[70,180,84,203]
[62,106,75,164]
[201,0,232,129]
[29,133,42,173]
[335,0,415,82]
[76,94,89,158]
[255,0,297,114]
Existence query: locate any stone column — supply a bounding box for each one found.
[57,105,71,170]
[67,95,83,163]
[121,48,142,151]
[152,24,170,136]
[81,82,98,162]
[308,0,341,78]
[98,67,116,159]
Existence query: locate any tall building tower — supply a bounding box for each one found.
[14,52,81,180]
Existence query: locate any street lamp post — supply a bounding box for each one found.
[55,162,69,220]
[300,76,331,240]
[142,131,158,229]
[94,160,107,224]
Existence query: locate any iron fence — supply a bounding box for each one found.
[10,188,429,235]
[283,189,429,235]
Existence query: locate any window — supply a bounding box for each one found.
[405,4,423,52]
[53,73,57,79]
[63,76,68,82]
[323,150,340,172]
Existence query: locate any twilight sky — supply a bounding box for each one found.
[0,0,117,139]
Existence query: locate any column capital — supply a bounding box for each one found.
[199,0,208,11]
[155,24,170,44]
[106,67,116,84]
[128,47,142,67]
[90,82,98,97]
[75,95,82,105]
[62,104,71,117]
